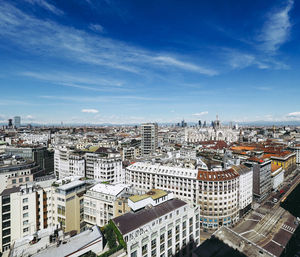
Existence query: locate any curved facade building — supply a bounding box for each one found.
[197,169,240,229]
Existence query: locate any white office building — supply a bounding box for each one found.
[54,147,85,179]
[84,183,131,227]
[112,190,200,257]
[85,147,123,183]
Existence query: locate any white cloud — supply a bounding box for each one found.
[286,112,300,118]
[21,71,127,92]
[89,23,104,33]
[153,56,217,76]
[0,3,215,76]
[257,0,294,53]
[192,111,208,116]
[25,0,63,15]
[26,115,34,120]
[82,109,99,113]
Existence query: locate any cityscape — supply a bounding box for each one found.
[1,1,300,257]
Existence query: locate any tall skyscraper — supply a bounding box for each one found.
[14,116,21,128]
[141,123,158,156]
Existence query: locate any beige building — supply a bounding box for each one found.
[54,180,87,233]
[84,183,132,227]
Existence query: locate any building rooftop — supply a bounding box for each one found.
[197,168,239,181]
[57,180,85,191]
[112,198,187,235]
[129,189,168,203]
[89,183,129,196]
[10,226,103,257]
[0,186,20,196]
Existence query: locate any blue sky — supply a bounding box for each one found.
[0,0,300,124]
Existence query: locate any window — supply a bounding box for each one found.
[23,227,29,233]
[19,178,23,183]
[168,238,172,247]
[142,244,147,255]
[23,206,28,211]
[25,177,30,182]
[12,179,16,184]
[131,250,137,257]
[151,239,156,249]
[23,220,28,226]
[22,198,28,203]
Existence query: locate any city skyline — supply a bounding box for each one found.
[1,0,300,124]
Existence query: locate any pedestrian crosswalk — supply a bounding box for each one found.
[252,211,264,219]
[281,224,295,233]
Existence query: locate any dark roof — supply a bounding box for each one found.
[1,186,20,196]
[193,236,246,257]
[112,198,187,235]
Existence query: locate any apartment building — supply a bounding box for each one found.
[231,165,253,217]
[141,123,158,156]
[54,147,85,179]
[54,180,87,233]
[0,184,47,253]
[84,183,131,227]
[126,162,248,229]
[112,190,200,257]
[85,147,123,183]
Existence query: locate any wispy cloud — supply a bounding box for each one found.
[25,0,64,15]
[40,95,169,102]
[89,23,104,33]
[225,49,289,70]
[257,0,294,54]
[20,71,128,92]
[0,3,214,76]
[192,111,208,116]
[153,56,218,76]
[82,109,99,113]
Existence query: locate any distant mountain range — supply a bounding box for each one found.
[1,120,300,127]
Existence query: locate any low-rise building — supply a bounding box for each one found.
[112,190,200,257]
[84,183,131,227]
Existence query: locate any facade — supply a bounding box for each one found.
[232,165,253,217]
[54,180,86,233]
[112,191,200,257]
[54,147,85,179]
[126,162,247,229]
[271,164,284,190]
[0,184,47,253]
[84,183,131,227]
[185,117,239,143]
[289,145,300,166]
[245,158,272,200]
[0,159,44,193]
[197,169,240,229]
[85,148,123,182]
[13,116,21,128]
[141,123,158,156]
[270,151,296,174]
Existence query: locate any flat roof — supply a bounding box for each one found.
[112,198,187,235]
[57,180,85,191]
[129,189,168,203]
[89,183,129,196]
